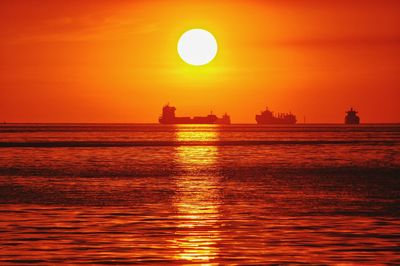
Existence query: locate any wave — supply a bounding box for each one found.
[0,140,397,148]
[0,165,399,178]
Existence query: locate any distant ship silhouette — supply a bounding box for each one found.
[159,104,231,124]
[256,107,297,124]
[345,107,360,124]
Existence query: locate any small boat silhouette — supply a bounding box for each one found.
[345,108,360,124]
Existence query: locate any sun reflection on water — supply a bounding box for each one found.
[171,126,221,264]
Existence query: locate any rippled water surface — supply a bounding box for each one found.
[0,124,399,264]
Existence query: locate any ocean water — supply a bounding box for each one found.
[0,124,399,265]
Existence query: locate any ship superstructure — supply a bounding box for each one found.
[159,104,231,124]
[256,107,296,124]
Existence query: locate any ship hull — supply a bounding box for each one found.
[159,117,230,125]
[345,117,360,125]
[256,115,296,125]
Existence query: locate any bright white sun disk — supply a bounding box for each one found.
[177,29,218,66]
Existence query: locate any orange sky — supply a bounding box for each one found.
[0,0,399,123]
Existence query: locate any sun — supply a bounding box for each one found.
[177,29,218,66]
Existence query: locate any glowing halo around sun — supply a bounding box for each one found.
[177,29,218,66]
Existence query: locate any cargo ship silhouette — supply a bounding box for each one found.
[345,107,360,124]
[256,107,297,124]
[159,104,231,124]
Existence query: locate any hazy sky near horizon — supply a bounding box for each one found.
[0,0,399,123]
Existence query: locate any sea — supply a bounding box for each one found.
[0,124,399,265]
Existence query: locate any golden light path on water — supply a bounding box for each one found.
[171,126,221,264]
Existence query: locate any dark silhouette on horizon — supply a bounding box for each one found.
[159,104,231,124]
[256,107,297,124]
[345,108,360,124]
